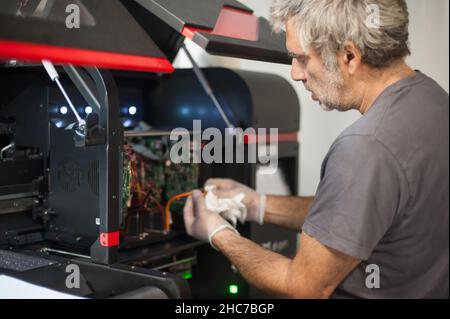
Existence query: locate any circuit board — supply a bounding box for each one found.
[122,135,198,238]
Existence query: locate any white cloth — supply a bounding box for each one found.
[204,185,247,227]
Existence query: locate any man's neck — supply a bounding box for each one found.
[359,62,416,114]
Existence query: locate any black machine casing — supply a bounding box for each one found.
[0,0,300,299]
[0,66,300,298]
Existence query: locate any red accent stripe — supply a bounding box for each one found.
[182,26,212,39]
[100,231,120,247]
[0,40,174,73]
[182,6,259,42]
[244,132,298,144]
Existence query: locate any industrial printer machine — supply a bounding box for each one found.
[0,0,300,298]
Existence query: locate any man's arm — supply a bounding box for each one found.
[205,178,314,231]
[264,195,315,231]
[213,229,361,298]
[184,190,361,298]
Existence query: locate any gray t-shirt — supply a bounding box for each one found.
[303,72,449,299]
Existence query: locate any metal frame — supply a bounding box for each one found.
[84,68,123,265]
[57,66,123,264]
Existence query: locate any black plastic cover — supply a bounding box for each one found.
[126,0,291,64]
[144,68,300,132]
[0,0,172,72]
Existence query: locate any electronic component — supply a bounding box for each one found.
[121,134,199,242]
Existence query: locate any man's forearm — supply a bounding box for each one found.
[264,196,314,231]
[212,228,292,297]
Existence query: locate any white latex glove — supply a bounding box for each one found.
[205,179,266,225]
[183,190,240,249]
[204,185,246,227]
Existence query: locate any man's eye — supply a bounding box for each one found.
[298,58,307,65]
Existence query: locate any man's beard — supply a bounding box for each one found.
[307,70,359,112]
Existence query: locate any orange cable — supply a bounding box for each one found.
[164,191,194,231]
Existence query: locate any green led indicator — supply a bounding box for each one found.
[229,284,239,295]
[182,271,193,280]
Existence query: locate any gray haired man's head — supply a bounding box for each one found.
[270,0,411,112]
[270,0,410,70]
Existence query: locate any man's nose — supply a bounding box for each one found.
[291,59,307,82]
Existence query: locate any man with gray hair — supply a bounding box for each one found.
[183,0,449,298]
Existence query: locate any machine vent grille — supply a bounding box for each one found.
[88,160,99,196]
[57,158,81,193]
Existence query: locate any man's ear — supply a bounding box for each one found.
[341,41,362,75]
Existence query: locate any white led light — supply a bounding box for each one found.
[123,119,133,128]
[85,106,93,114]
[128,106,137,115]
[60,106,68,115]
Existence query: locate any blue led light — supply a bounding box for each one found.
[180,106,190,116]
[85,106,93,114]
[123,119,133,128]
[128,106,137,115]
[60,106,68,115]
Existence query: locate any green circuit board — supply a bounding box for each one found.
[122,136,199,232]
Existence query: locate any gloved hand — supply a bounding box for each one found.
[205,179,266,225]
[204,185,246,227]
[183,190,240,249]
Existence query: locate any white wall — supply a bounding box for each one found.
[174,0,449,196]
[407,0,449,92]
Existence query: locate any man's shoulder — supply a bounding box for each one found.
[340,73,447,139]
[330,72,449,179]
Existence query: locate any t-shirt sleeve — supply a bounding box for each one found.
[302,135,407,260]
